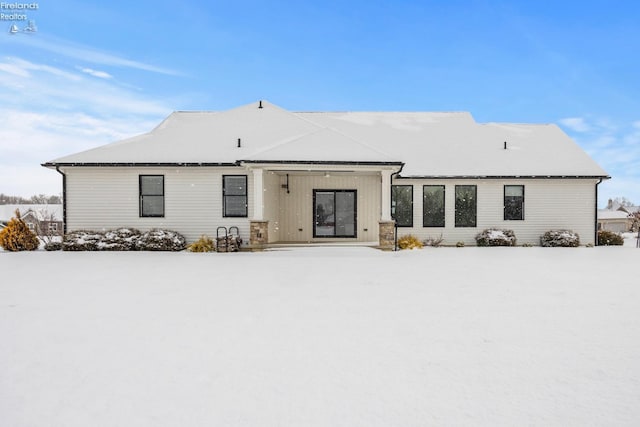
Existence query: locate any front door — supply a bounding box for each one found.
[313,190,357,238]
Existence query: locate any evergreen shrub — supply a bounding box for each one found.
[102,228,141,250]
[0,210,40,251]
[135,229,187,251]
[597,230,624,246]
[63,228,186,251]
[540,230,580,247]
[44,241,62,251]
[63,230,104,251]
[475,229,517,246]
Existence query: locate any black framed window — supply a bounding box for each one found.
[455,185,476,227]
[391,185,413,227]
[140,175,164,217]
[504,185,525,220]
[313,190,357,238]
[423,185,445,227]
[223,175,248,217]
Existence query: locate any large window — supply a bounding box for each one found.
[504,185,524,220]
[423,185,445,227]
[223,175,248,217]
[140,175,164,217]
[314,190,357,237]
[455,185,476,227]
[391,185,413,227]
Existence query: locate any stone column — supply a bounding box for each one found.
[250,220,269,249]
[379,220,396,250]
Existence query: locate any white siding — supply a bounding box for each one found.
[63,167,253,243]
[391,178,598,246]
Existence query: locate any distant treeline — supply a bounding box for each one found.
[0,193,62,204]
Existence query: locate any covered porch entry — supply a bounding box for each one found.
[245,163,401,248]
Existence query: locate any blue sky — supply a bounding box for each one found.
[0,0,638,206]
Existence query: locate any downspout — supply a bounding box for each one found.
[55,166,67,235]
[595,178,603,246]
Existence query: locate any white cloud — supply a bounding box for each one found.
[78,67,113,79]
[0,56,173,197]
[558,117,591,133]
[4,34,181,76]
[560,116,640,206]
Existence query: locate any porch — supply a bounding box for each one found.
[244,163,400,249]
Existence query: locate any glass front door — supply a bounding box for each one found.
[313,190,357,238]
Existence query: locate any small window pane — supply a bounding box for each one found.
[142,196,164,216]
[455,185,476,227]
[423,185,445,227]
[224,176,247,196]
[391,185,413,227]
[141,176,163,195]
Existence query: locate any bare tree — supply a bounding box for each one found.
[32,206,63,245]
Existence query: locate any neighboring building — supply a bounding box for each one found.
[0,204,64,236]
[43,101,609,247]
[597,209,630,233]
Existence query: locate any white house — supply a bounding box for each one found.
[43,100,609,247]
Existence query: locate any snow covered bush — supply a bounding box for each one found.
[398,234,423,250]
[44,241,62,251]
[63,228,185,251]
[63,230,104,251]
[475,229,516,247]
[102,228,141,251]
[540,230,580,247]
[0,210,39,251]
[188,235,215,252]
[456,241,465,247]
[597,230,624,246]
[135,229,187,251]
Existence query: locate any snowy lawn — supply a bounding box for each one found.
[1,247,639,426]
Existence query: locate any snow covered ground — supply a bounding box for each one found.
[1,246,639,426]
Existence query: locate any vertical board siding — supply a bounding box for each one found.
[65,167,252,243]
[278,174,380,243]
[391,178,598,245]
[263,172,281,243]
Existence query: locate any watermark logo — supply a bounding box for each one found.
[2,2,39,34]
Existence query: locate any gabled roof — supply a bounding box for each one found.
[44,100,609,178]
[598,209,631,220]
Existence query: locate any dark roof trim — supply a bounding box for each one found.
[240,160,404,166]
[395,175,611,180]
[42,162,238,168]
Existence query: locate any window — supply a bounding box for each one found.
[504,185,524,220]
[27,222,34,230]
[223,175,248,217]
[423,185,445,227]
[391,185,413,227]
[314,190,357,237]
[455,185,476,227]
[48,223,58,232]
[140,175,164,217]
